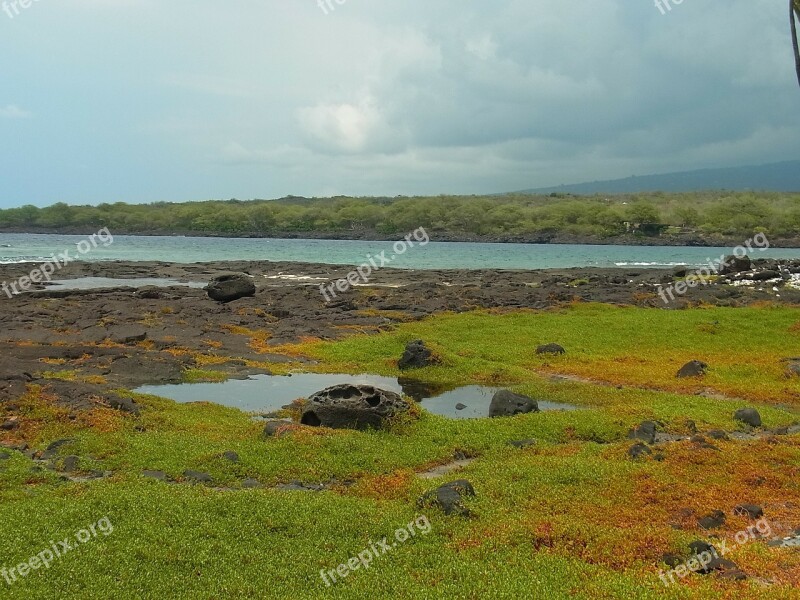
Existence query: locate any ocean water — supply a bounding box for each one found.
[2,233,800,271]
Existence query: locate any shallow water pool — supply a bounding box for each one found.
[135,373,579,419]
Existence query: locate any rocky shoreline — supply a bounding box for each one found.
[1,257,799,415]
[3,226,800,248]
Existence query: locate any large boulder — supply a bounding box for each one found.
[489,390,539,418]
[734,408,762,428]
[300,384,410,430]
[398,340,437,370]
[205,273,256,303]
[719,255,752,275]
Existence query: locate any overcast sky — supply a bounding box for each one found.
[1,0,798,207]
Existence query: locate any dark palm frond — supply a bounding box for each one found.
[793,0,800,86]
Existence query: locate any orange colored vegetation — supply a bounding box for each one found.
[534,351,800,406]
[351,470,415,500]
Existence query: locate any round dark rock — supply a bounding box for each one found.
[734,408,762,428]
[107,395,141,415]
[698,510,726,530]
[689,540,715,557]
[183,470,213,484]
[628,421,657,445]
[672,265,689,278]
[62,456,80,473]
[205,273,256,303]
[628,442,652,460]
[262,420,293,438]
[300,384,410,430]
[0,419,19,431]
[398,340,437,370]
[489,390,539,418]
[455,403,467,411]
[662,554,684,568]
[733,504,764,519]
[677,360,708,378]
[417,480,475,516]
[786,361,800,378]
[536,343,566,355]
[222,451,239,463]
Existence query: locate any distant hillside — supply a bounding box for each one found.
[516,161,800,194]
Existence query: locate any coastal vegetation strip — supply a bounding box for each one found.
[2,191,800,244]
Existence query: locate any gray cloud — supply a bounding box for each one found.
[0,0,797,205]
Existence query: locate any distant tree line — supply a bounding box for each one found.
[1,192,799,240]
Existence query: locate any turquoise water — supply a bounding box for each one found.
[2,233,800,270]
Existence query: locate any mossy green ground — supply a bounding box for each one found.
[1,304,799,599]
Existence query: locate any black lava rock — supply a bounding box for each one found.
[417,480,476,516]
[734,408,762,428]
[628,443,652,460]
[733,504,764,519]
[205,273,256,303]
[677,360,708,378]
[183,470,213,484]
[536,343,566,355]
[489,390,539,418]
[698,510,726,530]
[398,340,438,370]
[628,421,657,445]
[300,384,410,430]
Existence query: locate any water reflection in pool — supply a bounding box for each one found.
[135,373,580,419]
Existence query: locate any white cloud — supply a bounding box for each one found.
[0,105,31,119]
[296,94,390,154]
